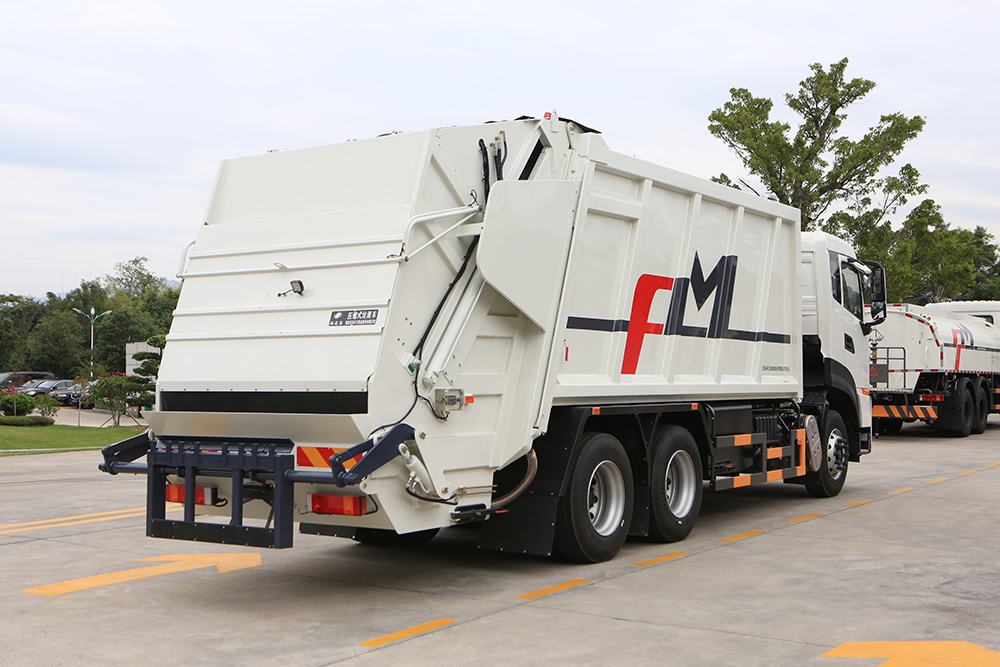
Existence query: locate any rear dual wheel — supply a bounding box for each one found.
[554,433,634,563]
[972,380,989,435]
[648,426,702,543]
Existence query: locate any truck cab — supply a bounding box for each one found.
[800,232,886,463]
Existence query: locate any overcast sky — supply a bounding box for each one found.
[3,0,998,298]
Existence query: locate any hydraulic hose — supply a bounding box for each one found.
[490,450,538,509]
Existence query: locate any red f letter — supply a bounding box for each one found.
[621,274,674,374]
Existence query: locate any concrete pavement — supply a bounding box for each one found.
[51,406,147,428]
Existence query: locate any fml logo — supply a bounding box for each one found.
[566,254,790,375]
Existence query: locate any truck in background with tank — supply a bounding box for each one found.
[100,115,886,562]
[870,303,1000,436]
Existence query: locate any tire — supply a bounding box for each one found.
[805,410,848,498]
[352,527,439,547]
[648,426,702,543]
[554,432,634,563]
[972,380,989,435]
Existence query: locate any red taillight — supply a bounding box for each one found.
[165,483,215,505]
[308,493,366,516]
[922,394,945,402]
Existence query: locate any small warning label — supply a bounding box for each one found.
[329,309,379,326]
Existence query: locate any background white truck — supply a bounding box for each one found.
[101,115,886,562]
[870,303,1000,436]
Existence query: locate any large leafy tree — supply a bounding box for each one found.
[27,310,85,378]
[104,257,167,306]
[708,58,926,231]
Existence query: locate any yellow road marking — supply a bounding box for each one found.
[721,530,762,543]
[23,553,262,596]
[959,470,977,475]
[987,462,1000,468]
[517,579,590,600]
[822,640,1000,664]
[926,478,947,484]
[634,552,687,567]
[889,487,913,495]
[789,513,822,523]
[0,507,181,536]
[360,619,456,647]
[843,499,873,507]
[0,507,146,530]
[1,512,145,535]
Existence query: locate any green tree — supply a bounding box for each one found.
[141,286,180,332]
[104,257,166,306]
[708,58,926,231]
[88,373,135,427]
[0,295,46,370]
[92,307,157,374]
[879,200,980,304]
[26,310,85,377]
[127,335,165,411]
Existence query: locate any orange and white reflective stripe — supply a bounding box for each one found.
[296,446,359,469]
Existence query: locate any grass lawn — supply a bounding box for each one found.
[0,425,145,456]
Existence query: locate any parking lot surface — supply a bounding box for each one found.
[2,422,1000,665]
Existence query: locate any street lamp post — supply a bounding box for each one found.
[72,307,112,379]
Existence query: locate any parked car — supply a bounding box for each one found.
[51,383,88,406]
[21,379,74,397]
[0,371,55,390]
[71,384,94,409]
[15,379,46,394]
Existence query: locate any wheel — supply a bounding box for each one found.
[554,432,634,563]
[972,380,989,435]
[938,379,974,438]
[805,410,848,498]
[877,418,903,436]
[352,527,439,547]
[648,426,702,543]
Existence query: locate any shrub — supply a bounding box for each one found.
[33,394,59,418]
[0,391,36,417]
[88,373,136,427]
[0,415,55,426]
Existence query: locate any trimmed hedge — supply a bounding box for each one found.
[0,415,55,427]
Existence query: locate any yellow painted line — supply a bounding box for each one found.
[843,499,873,508]
[926,478,947,485]
[721,530,762,543]
[823,640,1000,663]
[634,551,687,567]
[0,507,146,530]
[789,513,823,523]
[889,487,913,495]
[0,507,180,536]
[959,470,977,475]
[517,579,590,600]
[360,619,456,648]
[987,463,1000,468]
[23,553,262,596]
[1,512,146,535]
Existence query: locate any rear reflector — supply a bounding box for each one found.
[165,484,215,505]
[308,493,366,516]
[922,394,945,402]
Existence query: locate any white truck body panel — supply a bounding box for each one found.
[924,300,1000,326]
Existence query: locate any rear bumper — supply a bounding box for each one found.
[99,425,414,548]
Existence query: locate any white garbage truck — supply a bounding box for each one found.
[870,303,1000,436]
[101,115,886,562]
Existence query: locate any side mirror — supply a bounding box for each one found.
[863,261,887,326]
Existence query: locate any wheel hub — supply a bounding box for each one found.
[587,460,626,537]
